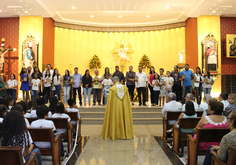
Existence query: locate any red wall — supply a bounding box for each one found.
[220,17,236,75]
[0,18,19,81]
[185,18,198,72]
[43,18,54,69]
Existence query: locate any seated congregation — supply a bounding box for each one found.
[0,96,81,165]
[162,92,236,165]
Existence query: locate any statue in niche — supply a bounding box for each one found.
[206,43,217,71]
[23,43,34,68]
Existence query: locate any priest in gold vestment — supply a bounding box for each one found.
[101,76,134,140]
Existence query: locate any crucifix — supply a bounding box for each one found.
[0,38,17,77]
[120,63,125,72]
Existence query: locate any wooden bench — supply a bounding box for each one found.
[0,146,38,165]
[172,117,201,157]
[162,111,203,142]
[66,112,82,142]
[28,128,61,165]
[187,127,230,165]
[211,145,236,165]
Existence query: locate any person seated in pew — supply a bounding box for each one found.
[223,93,236,117]
[162,92,182,125]
[31,97,52,117]
[17,101,31,118]
[0,98,9,112]
[182,93,199,111]
[202,98,218,117]
[6,97,13,111]
[199,94,212,112]
[203,111,236,165]
[0,110,42,165]
[194,101,228,150]
[27,100,33,113]
[31,105,65,156]
[49,96,58,113]
[51,102,72,134]
[218,93,229,111]
[0,104,7,123]
[67,98,80,125]
[11,104,30,128]
[167,101,197,134]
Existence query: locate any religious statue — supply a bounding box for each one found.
[207,43,217,71]
[23,42,34,68]
[179,49,184,63]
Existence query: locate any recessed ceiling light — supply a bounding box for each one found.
[210,8,211,10]
[30,8,32,10]
[25,11,28,13]
[206,11,208,12]
[165,6,169,9]
[34,11,35,12]
[22,9,24,10]
[104,3,105,4]
[119,15,122,17]
[144,3,145,4]
[90,15,94,18]
[214,4,216,6]
[220,11,222,12]
[147,15,150,18]
[25,5,27,6]
[18,11,20,13]
[72,7,75,9]
[14,9,16,10]
[217,8,218,10]
[212,11,216,13]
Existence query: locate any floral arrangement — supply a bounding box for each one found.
[138,54,151,68]
[89,54,101,69]
[133,90,139,102]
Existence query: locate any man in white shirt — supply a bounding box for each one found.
[42,64,54,78]
[218,93,229,111]
[162,93,182,125]
[199,94,212,111]
[182,93,199,111]
[135,66,148,106]
[67,98,80,125]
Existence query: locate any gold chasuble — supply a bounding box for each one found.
[101,83,134,140]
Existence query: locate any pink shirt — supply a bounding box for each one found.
[150,73,154,84]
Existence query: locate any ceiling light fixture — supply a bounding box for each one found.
[147,15,150,18]
[119,15,122,17]
[72,7,75,9]
[165,6,169,9]
[25,5,27,6]
[90,15,94,17]
[212,11,216,13]
[25,11,28,13]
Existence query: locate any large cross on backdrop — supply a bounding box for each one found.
[0,38,17,77]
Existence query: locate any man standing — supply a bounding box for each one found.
[126,66,136,105]
[0,75,6,98]
[180,64,194,104]
[171,65,180,101]
[101,76,133,140]
[43,64,54,78]
[135,66,148,106]
[92,70,102,106]
[72,67,83,106]
[113,66,124,84]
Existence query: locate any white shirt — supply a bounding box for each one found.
[31,110,52,118]
[31,119,56,148]
[194,74,202,87]
[182,100,199,111]
[164,77,174,89]
[136,72,148,88]
[0,117,3,123]
[51,113,71,134]
[101,79,113,87]
[25,118,30,127]
[7,79,18,90]
[53,75,61,86]
[162,100,182,125]
[67,108,80,118]
[19,132,33,163]
[31,79,41,91]
[43,69,54,78]
[199,102,208,111]
[202,76,214,88]
[43,76,52,87]
[221,100,229,111]
[24,113,31,118]
[152,80,160,91]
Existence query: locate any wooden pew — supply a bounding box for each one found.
[0,146,38,165]
[66,112,82,142]
[187,127,230,165]
[162,111,203,142]
[211,145,236,165]
[49,118,73,154]
[28,128,61,165]
[172,117,201,157]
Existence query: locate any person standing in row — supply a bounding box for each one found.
[203,70,214,95]
[31,73,41,101]
[171,65,180,101]
[7,74,18,104]
[136,66,148,106]
[148,66,155,106]
[63,70,71,104]
[52,68,63,100]
[194,67,203,105]
[43,70,52,103]
[113,66,124,84]
[180,64,194,104]
[92,70,102,106]
[31,66,43,96]
[164,71,174,103]
[101,74,113,105]
[126,66,135,105]
[152,74,160,106]
[82,70,92,106]
[43,64,54,78]
[159,68,166,107]
[101,67,113,105]
[72,67,83,106]
[0,75,7,98]
[20,67,30,102]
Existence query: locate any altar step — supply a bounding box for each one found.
[79,107,163,125]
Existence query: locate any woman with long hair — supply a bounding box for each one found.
[101,67,112,105]
[194,67,203,105]
[0,110,42,164]
[203,70,214,94]
[43,70,52,103]
[31,66,43,96]
[148,66,155,106]
[20,67,30,102]
[159,68,166,107]
[63,70,71,104]
[52,68,63,100]
[82,70,92,106]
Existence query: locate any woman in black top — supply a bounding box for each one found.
[82,70,92,106]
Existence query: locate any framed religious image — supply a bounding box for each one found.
[182,74,186,81]
[201,33,219,73]
[155,81,159,86]
[22,34,39,69]
[70,77,74,83]
[204,78,208,83]
[135,75,138,81]
[226,34,236,58]
[46,77,50,83]
[23,77,27,81]
[94,76,98,85]
[5,83,8,88]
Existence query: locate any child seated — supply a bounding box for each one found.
[11,104,30,128]
[6,97,13,111]
[67,98,80,125]
[51,102,72,134]
[0,104,7,123]
[31,97,52,117]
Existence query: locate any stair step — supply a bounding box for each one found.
[79,107,162,113]
[80,112,163,118]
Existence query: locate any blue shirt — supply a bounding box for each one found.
[72,73,82,88]
[180,70,193,86]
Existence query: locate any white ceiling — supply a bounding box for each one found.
[0,0,235,27]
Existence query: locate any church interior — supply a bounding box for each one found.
[1,0,236,165]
